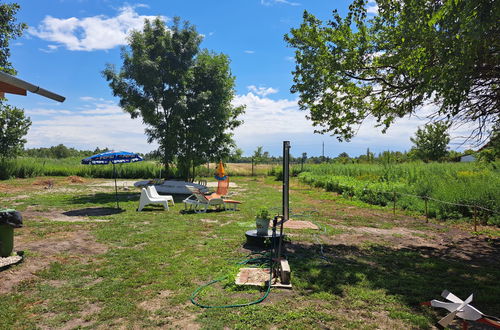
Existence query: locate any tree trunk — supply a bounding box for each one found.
[164,162,169,179]
[192,162,196,183]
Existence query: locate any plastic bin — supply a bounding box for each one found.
[0,209,23,257]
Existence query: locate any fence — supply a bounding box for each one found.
[389,191,499,231]
[296,173,500,230]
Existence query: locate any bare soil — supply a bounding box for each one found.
[0,230,107,294]
[21,207,122,223]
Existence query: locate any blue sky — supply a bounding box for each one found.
[6,0,473,157]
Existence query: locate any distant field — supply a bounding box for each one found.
[0,158,280,180]
[207,162,279,176]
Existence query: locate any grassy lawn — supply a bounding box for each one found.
[0,176,499,329]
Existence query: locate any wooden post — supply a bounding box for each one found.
[393,191,396,216]
[251,157,254,177]
[473,206,478,232]
[424,197,428,223]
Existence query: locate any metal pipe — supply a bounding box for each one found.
[282,141,290,223]
[113,163,119,209]
[0,71,65,102]
[277,141,290,262]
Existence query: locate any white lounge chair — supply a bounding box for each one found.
[183,186,241,213]
[137,188,172,212]
[147,186,174,206]
[183,186,225,213]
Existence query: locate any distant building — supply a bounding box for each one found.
[460,154,476,162]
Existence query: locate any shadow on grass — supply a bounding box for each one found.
[63,207,125,217]
[68,192,139,205]
[285,241,500,325]
[180,208,227,215]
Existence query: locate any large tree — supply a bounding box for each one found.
[285,0,499,143]
[103,18,244,180]
[410,122,450,162]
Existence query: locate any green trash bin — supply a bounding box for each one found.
[0,209,23,258]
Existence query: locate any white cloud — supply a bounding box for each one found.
[244,50,255,54]
[25,94,477,157]
[25,108,72,116]
[29,5,165,51]
[231,93,476,156]
[367,0,379,14]
[285,56,295,62]
[80,96,106,102]
[26,109,154,152]
[247,85,278,97]
[261,0,300,6]
[80,103,123,114]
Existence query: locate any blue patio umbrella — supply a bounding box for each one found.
[82,151,144,208]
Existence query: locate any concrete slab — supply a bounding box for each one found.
[235,267,270,286]
[283,220,319,230]
[91,180,137,187]
[235,267,292,289]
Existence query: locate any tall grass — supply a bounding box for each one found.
[0,158,276,180]
[293,162,500,224]
[0,157,163,180]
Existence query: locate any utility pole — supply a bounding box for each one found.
[322,141,325,162]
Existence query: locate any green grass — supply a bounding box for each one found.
[0,176,498,329]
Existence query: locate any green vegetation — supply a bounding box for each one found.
[103,17,244,181]
[410,122,451,162]
[285,0,499,141]
[0,157,277,180]
[0,157,161,180]
[0,104,31,159]
[0,176,498,328]
[0,2,31,162]
[255,207,271,220]
[290,162,500,224]
[0,2,26,75]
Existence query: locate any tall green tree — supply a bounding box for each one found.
[285,0,499,142]
[103,17,244,180]
[252,146,265,165]
[0,3,30,160]
[0,2,26,74]
[0,104,31,159]
[410,122,450,162]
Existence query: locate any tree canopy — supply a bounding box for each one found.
[0,2,26,74]
[410,122,450,162]
[103,17,244,180]
[0,3,30,159]
[285,0,499,143]
[0,104,31,159]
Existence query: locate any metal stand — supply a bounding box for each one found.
[271,141,291,285]
[238,141,292,288]
[113,163,119,209]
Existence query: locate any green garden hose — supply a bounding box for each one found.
[190,254,274,308]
